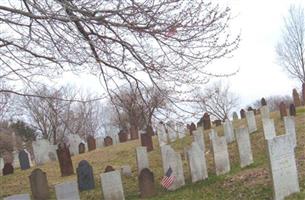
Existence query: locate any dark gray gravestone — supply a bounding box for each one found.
[19,150,30,170]
[78,143,85,154]
[77,160,95,191]
[29,168,49,200]
[56,143,74,176]
[3,163,14,175]
[138,168,156,198]
[289,104,296,116]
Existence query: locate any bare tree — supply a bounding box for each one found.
[251,95,293,112]
[276,5,305,84]
[193,82,239,120]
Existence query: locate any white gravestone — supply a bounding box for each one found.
[156,123,168,146]
[96,137,104,148]
[224,119,235,143]
[161,145,185,190]
[246,111,257,133]
[262,118,276,140]
[136,147,149,175]
[101,171,125,200]
[260,105,270,119]
[284,116,297,148]
[267,134,299,200]
[3,194,31,200]
[187,142,208,183]
[55,181,80,200]
[12,151,20,168]
[24,149,34,167]
[211,135,230,175]
[235,127,253,167]
[192,129,205,152]
[32,139,57,165]
[0,157,4,175]
[65,134,83,156]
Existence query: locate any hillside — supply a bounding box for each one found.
[1,107,305,200]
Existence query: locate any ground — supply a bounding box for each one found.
[0,107,305,200]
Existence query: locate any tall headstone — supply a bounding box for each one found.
[261,97,267,106]
[260,105,270,119]
[246,111,257,133]
[203,112,211,130]
[192,129,205,152]
[87,135,96,151]
[56,143,74,176]
[77,160,95,191]
[187,142,208,183]
[232,112,239,120]
[101,171,125,200]
[240,109,246,119]
[29,168,49,200]
[262,118,276,140]
[138,168,156,198]
[104,136,113,147]
[55,181,80,200]
[267,134,299,200]
[279,102,287,119]
[161,145,185,190]
[235,127,253,167]
[292,89,301,107]
[78,143,85,154]
[284,116,297,148]
[289,104,296,116]
[19,150,30,170]
[136,147,149,175]
[223,119,235,143]
[3,194,30,200]
[2,163,14,175]
[140,133,153,152]
[32,139,57,165]
[211,135,230,175]
[118,130,128,143]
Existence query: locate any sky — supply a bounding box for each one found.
[58,0,305,109]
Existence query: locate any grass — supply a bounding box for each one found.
[0,107,305,200]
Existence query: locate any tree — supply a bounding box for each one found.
[193,82,239,121]
[276,5,305,84]
[0,1,239,102]
[9,120,37,142]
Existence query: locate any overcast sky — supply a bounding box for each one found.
[59,0,305,108]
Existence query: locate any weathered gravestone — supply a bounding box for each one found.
[240,109,246,119]
[289,104,296,116]
[0,157,4,176]
[29,168,49,200]
[19,150,30,170]
[136,147,149,175]
[246,111,257,133]
[87,135,96,151]
[140,133,153,152]
[56,143,74,176]
[161,145,185,190]
[284,116,297,148]
[267,134,299,200]
[187,142,208,183]
[156,122,168,146]
[65,134,83,156]
[24,149,33,167]
[138,168,156,198]
[3,194,30,200]
[77,160,95,191]
[55,181,80,200]
[189,122,197,135]
[101,170,125,200]
[203,112,211,130]
[78,143,85,154]
[32,139,57,165]
[224,119,235,143]
[118,130,128,143]
[235,127,253,167]
[121,165,132,177]
[262,118,276,140]
[232,112,239,120]
[279,102,287,119]
[104,165,115,173]
[261,97,267,106]
[260,105,270,119]
[104,136,113,147]
[292,89,301,107]
[2,163,14,176]
[192,129,205,152]
[211,133,230,175]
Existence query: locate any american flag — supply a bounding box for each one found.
[161,166,176,189]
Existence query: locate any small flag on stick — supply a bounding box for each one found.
[161,166,176,189]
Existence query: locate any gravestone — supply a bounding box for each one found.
[118,130,128,143]
[292,89,301,107]
[156,122,168,146]
[65,134,83,156]
[260,105,270,119]
[78,143,85,154]
[203,112,211,130]
[138,168,156,198]
[3,194,30,200]
[32,139,57,165]
[121,165,132,177]
[55,181,80,200]
[29,168,49,200]
[232,112,239,120]
[247,106,254,111]
[140,133,153,152]
[246,111,257,133]
[104,136,113,147]
[187,142,208,183]
[24,149,33,167]
[56,143,74,176]
[96,137,104,148]
[146,125,155,136]
[192,129,205,152]
[302,83,305,105]
[289,104,296,116]
[224,119,235,143]
[262,118,276,140]
[261,97,267,106]
[77,160,95,191]
[284,116,297,148]
[267,134,299,200]
[87,135,96,151]
[136,147,149,175]
[19,150,30,170]
[189,122,196,135]
[211,135,230,175]
[2,163,14,175]
[235,127,253,167]
[160,145,185,190]
[12,151,20,169]
[104,165,115,173]
[0,157,4,176]
[240,109,246,119]
[279,102,287,119]
[101,171,125,200]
